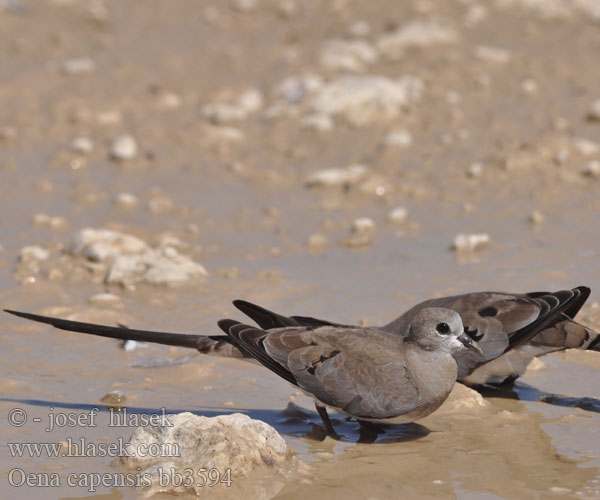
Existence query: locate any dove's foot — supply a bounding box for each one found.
[315,402,341,440]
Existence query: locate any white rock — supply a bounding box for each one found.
[587,99,600,122]
[19,246,50,262]
[309,75,423,126]
[69,228,207,287]
[387,207,408,224]
[61,58,96,75]
[452,233,491,252]
[120,412,297,497]
[70,229,148,259]
[114,192,139,209]
[110,135,138,160]
[306,164,368,187]
[467,162,483,178]
[520,78,538,94]
[383,130,413,148]
[141,248,207,285]
[70,136,94,154]
[319,39,378,72]
[352,217,376,233]
[573,138,600,156]
[581,161,600,178]
[377,19,457,58]
[202,89,263,124]
[474,45,511,64]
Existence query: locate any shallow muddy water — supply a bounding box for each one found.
[1,0,600,498]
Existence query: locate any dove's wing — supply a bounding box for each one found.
[217,321,419,419]
[385,287,591,379]
[233,299,348,329]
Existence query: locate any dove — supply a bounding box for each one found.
[5,305,481,438]
[6,287,597,389]
[6,286,593,436]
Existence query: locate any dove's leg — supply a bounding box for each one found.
[315,403,340,440]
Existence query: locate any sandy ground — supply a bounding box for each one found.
[1,0,600,498]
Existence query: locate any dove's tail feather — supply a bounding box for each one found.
[3,309,246,358]
[533,317,600,351]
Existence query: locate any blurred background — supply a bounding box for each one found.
[1,0,600,498]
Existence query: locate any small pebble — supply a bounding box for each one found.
[71,136,94,154]
[586,99,600,122]
[467,162,483,178]
[158,92,182,109]
[110,135,138,160]
[520,78,538,95]
[306,164,367,188]
[573,138,599,156]
[100,390,126,406]
[114,192,139,209]
[307,233,328,253]
[61,58,96,75]
[387,207,408,224]
[452,233,490,252]
[529,210,545,225]
[581,161,600,178]
[384,130,413,148]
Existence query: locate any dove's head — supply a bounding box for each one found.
[407,307,483,355]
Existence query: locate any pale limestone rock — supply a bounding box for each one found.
[110,135,138,160]
[120,412,299,497]
[69,228,207,287]
[387,207,408,224]
[309,75,423,126]
[61,57,96,75]
[70,136,94,154]
[452,233,490,252]
[306,164,368,188]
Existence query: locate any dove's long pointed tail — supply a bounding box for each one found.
[3,309,246,359]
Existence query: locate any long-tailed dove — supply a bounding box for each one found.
[5,286,595,436]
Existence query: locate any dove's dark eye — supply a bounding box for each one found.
[436,322,451,334]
